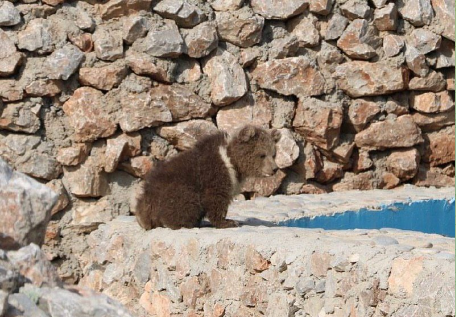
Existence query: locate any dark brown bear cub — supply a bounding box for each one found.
[133,125,280,230]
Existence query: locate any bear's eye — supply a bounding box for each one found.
[260,154,266,159]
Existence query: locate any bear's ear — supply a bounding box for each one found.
[271,129,281,142]
[239,125,256,142]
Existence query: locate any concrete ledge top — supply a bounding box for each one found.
[228,185,455,224]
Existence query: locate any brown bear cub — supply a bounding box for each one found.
[133,125,280,230]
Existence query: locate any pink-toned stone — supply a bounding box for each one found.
[216,93,272,132]
[288,12,320,48]
[316,157,344,183]
[355,115,423,149]
[154,0,206,28]
[25,79,62,97]
[69,33,94,53]
[413,164,455,187]
[203,49,247,106]
[383,35,404,57]
[125,50,174,83]
[151,84,212,121]
[176,58,202,83]
[347,99,381,132]
[0,101,41,133]
[311,252,332,277]
[409,29,442,55]
[422,126,455,166]
[411,109,455,132]
[320,135,355,164]
[180,275,209,308]
[208,0,244,11]
[157,120,218,151]
[250,0,307,19]
[433,39,455,69]
[275,129,299,169]
[79,63,128,91]
[293,98,343,150]
[405,45,430,77]
[337,19,378,60]
[42,0,64,5]
[380,172,401,189]
[444,68,454,90]
[335,61,408,97]
[46,179,70,215]
[119,156,154,178]
[291,142,323,180]
[398,0,433,26]
[332,171,376,191]
[63,87,118,142]
[431,0,455,41]
[373,3,398,31]
[182,22,218,59]
[17,18,54,53]
[136,20,185,58]
[100,0,153,20]
[104,132,142,173]
[245,247,270,273]
[386,148,420,181]
[252,57,325,98]
[0,30,24,76]
[352,150,373,173]
[309,0,334,15]
[340,0,372,20]
[409,70,446,92]
[300,182,329,194]
[63,157,109,198]
[215,8,264,48]
[241,169,286,197]
[0,80,23,102]
[388,257,423,297]
[56,143,91,166]
[410,91,454,113]
[122,15,148,44]
[268,36,300,60]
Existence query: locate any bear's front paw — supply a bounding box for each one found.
[215,219,239,229]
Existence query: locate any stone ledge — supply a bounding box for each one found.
[78,214,455,316]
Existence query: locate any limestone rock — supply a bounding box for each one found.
[309,0,334,15]
[104,132,142,173]
[398,0,433,26]
[69,33,94,53]
[340,0,372,20]
[275,129,299,169]
[216,93,272,132]
[119,156,155,178]
[157,120,218,151]
[413,164,455,187]
[63,87,118,142]
[56,143,91,166]
[208,0,243,11]
[316,157,344,183]
[151,84,212,121]
[353,149,373,173]
[46,179,70,215]
[0,1,21,26]
[122,15,148,44]
[355,115,423,149]
[24,79,62,97]
[293,98,343,150]
[287,13,320,48]
[18,153,62,181]
[250,0,307,19]
[17,19,54,53]
[335,61,408,97]
[79,63,128,91]
[44,44,84,80]
[321,134,355,164]
[383,35,404,57]
[63,157,109,198]
[431,39,455,69]
[332,171,376,191]
[0,101,41,133]
[422,126,455,166]
[405,46,429,77]
[347,99,381,132]
[431,0,455,41]
[0,79,23,102]
[337,19,379,60]
[241,170,286,197]
[325,13,349,41]
[409,70,446,92]
[154,0,206,28]
[409,29,441,55]
[380,172,401,189]
[203,49,247,106]
[136,19,185,58]
[101,0,153,20]
[125,50,175,83]
[386,148,420,181]
[411,109,455,132]
[373,3,398,31]
[0,158,57,250]
[0,30,23,77]
[252,57,325,98]
[182,21,218,58]
[268,36,299,59]
[93,28,124,61]
[290,142,322,180]
[215,8,264,48]
[410,91,454,113]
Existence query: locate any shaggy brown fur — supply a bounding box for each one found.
[133,125,280,230]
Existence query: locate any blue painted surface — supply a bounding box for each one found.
[280,199,456,237]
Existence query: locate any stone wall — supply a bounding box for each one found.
[0,0,454,280]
